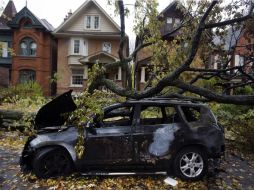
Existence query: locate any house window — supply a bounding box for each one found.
[19,69,36,84]
[167,17,173,24]
[102,42,111,53]
[19,38,37,56]
[94,16,99,29]
[71,39,87,55]
[74,40,80,54]
[24,20,32,28]
[0,42,8,58]
[174,18,181,25]
[85,15,100,30]
[71,69,84,86]
[235,55,244,66]
[86,16,91,29]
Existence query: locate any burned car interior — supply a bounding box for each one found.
[20,93,225,181]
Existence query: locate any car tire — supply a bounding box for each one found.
[173,146,208,181]
[32,147,73,178]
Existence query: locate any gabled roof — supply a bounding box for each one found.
[8,6,54,32]
[53,0,120,34]
[0,0,17,30]
[159,1,178,16]
[79,51,119,63]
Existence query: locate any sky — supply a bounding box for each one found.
[0,0,172,48]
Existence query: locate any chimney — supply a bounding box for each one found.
[68,9,72,17]
[64,10,72,22]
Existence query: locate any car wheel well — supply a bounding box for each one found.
[175,144,207,156]
[33,146,74,178]
[35,145,74,163]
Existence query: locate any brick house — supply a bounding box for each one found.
[210,27,254,93]
[53,0,128,94]
[0,0,17,87]
[8,6,57,96]
[135,1,183,91]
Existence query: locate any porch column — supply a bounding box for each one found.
[84,65,88,79]
[118,66,122,80]
[140,67,146,83]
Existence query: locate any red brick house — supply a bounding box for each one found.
[8,6,57,95]
[211,27,254,93]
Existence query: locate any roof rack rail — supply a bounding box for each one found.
[143,97,195,102]
[127,97,198,103]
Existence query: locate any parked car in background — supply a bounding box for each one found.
[20,90,225,181]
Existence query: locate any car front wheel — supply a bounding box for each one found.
[173,147,208,181]
[32,147,73,178]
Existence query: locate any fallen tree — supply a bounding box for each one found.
[88,0,254,105]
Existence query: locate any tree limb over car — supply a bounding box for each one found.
[89,0,254,105]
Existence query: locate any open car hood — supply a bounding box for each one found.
[34,90,77,130]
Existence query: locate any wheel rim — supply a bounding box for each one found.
[41,151,70,177]
[179,152,204,178]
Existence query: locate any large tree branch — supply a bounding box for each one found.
[173,80,254,105]
[205,2,254,29]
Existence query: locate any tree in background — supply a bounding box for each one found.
[88,0,254,105]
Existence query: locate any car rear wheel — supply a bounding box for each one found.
[32,147,73,178]
[173,147,207,181]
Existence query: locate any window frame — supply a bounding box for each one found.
[102,42,112,53]
[19,37,37,57]
[71,69,84,87]
[84,15,100,30]
[0,41,8,58]
[73,40,80,54]
[19,69,36,84]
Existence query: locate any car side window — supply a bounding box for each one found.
[140,106,178,125]
[103,106,133,127]
[181,106,201,122]
[164,106,179,123]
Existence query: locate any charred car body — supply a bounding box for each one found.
[20,91,225,180]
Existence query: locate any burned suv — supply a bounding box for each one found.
[20,91,225,181]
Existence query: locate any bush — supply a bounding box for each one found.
[212,103,254,152]
[0,82,43,104]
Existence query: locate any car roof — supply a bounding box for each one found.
[104,98,206,111]
[126,98,205,106]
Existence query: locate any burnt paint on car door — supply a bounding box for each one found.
[132,104,181,168]
[83,126,133,165]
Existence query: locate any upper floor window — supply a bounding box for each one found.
[24,20,32,28]
[71,38,87,55]
[235,55,244,67]
[0,42,8,58]
[19,38,37,56]
[174,18,181,25]
[167,17,173,24]
[74,40,80,54]
[102,42,111,53]
[85,15,100,30]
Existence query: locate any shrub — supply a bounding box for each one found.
[0,82,43,104]
[212,103,254,152]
